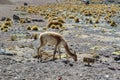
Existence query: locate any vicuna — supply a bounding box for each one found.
[37,32,77,62]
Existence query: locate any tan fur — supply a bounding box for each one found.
[37,32,77,62]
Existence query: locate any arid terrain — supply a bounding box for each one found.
[0,0,120,80]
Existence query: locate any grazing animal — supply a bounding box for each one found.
[37,32,77,62]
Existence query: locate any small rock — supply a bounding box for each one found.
[27,59,31,62]
[69,63,73,67]
[118,68,120,70]
[62,60,69,64]
[0,48,15,56]
[116,60,120,64]
[0,17,6,21]
[24,2,28,6]
[108,67,116,70]
[102,62,110,65]
[105,75,109,78]
[58,76,62,80]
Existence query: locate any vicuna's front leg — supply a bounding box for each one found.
[53,44,58,60]
[37,46,42,62]
[37,36,46,62]
[58,48,61,59]
[53,42,61,60]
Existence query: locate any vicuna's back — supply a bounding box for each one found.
[39,32,65,46]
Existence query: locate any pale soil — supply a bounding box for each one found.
[0,0,120,80]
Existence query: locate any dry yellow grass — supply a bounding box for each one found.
[31,25,39,31]
[17,1,120,29]
[27,25,31,30]
[32,33,38,40]
[47,21,63,29]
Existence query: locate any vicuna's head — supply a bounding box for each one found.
[71,51,77,61]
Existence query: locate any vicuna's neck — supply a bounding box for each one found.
[64,42,75,56]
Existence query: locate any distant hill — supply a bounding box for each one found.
[90,0,120,4]
[0,0,12,4]
[101,0,120,3]
[1,0,63,5]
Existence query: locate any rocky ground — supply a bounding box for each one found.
[0,0,120,80]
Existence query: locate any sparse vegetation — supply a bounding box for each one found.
[110,20,117,27]
[3,28,8,32]
[20,18,26,24]
[10,35,17,41]
[32,33,37,40]
[31,25,39,31]
[83,57,95,66]
[27,25,31,30]
[95,18,99,24]
[74,17,79,23]
[47,21,64,29]
[93,24,97,28]
[1,27,4,30]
